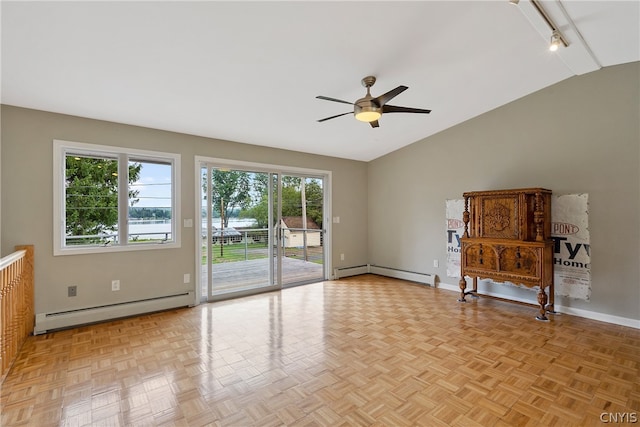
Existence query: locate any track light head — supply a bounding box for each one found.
[549,30,562,51]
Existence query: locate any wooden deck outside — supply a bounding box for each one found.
[202,256,325,296]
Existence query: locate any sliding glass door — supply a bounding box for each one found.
[199,162,327,302]
[278,174,325,288]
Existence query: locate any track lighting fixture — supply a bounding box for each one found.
[549,31,562,51]
[530,0,570,51]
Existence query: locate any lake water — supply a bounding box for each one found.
[128,218,257,238]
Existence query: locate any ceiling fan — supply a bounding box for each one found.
[316,76,431,128]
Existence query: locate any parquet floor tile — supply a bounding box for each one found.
[1,274,639,426]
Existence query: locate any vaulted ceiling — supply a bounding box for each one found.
[2,1,638,161]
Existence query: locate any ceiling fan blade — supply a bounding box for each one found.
[317,112,351,122]
[369,120,380,128]
[383,104,432,114]
[316,96,354,105]
[374,85,408,106]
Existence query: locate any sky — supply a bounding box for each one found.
[130,161,172,208]
[131,164,325,210]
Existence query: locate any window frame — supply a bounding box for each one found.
[53,139,181,256]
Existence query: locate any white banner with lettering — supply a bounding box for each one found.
[445,194,591,300]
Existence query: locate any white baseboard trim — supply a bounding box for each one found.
[551,306,640,329]
[438,281,640,329]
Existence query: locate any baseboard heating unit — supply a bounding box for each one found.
[334,265,369,279]
[334,264,434,286]
[34,291,195,335]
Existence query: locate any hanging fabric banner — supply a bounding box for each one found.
[551,193,591,300]
[445,199,465,279]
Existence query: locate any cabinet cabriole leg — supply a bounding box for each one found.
[458,277,467,302]
[536,288,549,321]
[546,280,556,314]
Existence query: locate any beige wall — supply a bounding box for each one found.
[2,62,638,323]
[368,62,640,321]
[1,106,368,314]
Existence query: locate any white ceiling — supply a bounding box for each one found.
[2,1,639,162]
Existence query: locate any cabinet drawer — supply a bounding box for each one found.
[461,241,543,281]
[499,246,538,276]
[463,243,497,270]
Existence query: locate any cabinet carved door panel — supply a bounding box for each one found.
[499,246,538,278]
[479,196,519,239]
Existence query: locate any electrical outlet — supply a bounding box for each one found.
[111,280,120,291]
[68,285,77,297]
[433,259,439,268]
[183,273,190,284]
[340,253,345,261]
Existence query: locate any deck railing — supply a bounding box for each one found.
[0,245,34,382]
[202,228,324,263]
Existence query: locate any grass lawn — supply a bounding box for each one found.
[201,243,324,264]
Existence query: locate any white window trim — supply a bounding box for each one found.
[53,139,181,256]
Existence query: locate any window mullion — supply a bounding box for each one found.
[118,154,129,245]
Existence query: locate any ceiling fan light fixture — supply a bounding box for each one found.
[316,76,430,127]
[355,109,381,123]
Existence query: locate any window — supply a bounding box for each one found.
[54,140,180,255]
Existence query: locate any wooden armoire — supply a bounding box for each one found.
[458,188,554,320]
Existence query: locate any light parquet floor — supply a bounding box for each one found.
[1,275,639,426]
